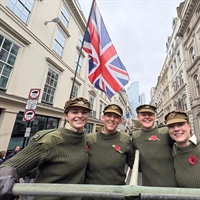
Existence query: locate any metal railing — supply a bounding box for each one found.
[12,184,200,199]
[11,150,200,199]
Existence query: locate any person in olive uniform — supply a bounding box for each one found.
[0,97,91,200]
[84,104,134,200]
[132,104,177,187]
[165,110,200,188]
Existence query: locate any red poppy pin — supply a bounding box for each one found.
[112,144,122,153]
[148,135,160,141]
[188,155,198,165]
[86,145,89,152]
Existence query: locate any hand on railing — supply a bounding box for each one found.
[0,166,18,200]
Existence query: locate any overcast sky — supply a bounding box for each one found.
[78,0,183,103]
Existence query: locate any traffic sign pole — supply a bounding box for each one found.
[22,88,40,149]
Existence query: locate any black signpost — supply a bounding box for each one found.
[22,88,41,148]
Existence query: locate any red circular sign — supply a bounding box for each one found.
[23,110,36,121]
[29,89,40,99]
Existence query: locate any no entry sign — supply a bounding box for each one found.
[28,89,40,100]
[23,109,36,122]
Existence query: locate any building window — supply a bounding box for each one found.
[190,47,195,63]
[7,0,34,24]
[75,54,82,74]
[99,103,103,119]
[0,35,19,89]
[71,84,79,98]
[171,65,173,75]
[176,77,179,90]
[89,95,94,110]
[60,4,70,28]
[179,71,184,86]
[177,98,182,110]
[172,81,176,92]
[85,123,93,134]
[182,95,187,111]
[53,29,66,56]
[173,59,177,70]
[42,68,59,104]
[177,51,181,63]
[194,74,200,96]
[78,34,83,47]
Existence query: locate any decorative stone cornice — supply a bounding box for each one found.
[66,0,87,32]
[177,0,198,37]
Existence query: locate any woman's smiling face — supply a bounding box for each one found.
[65,107,90,131]
[167,122,191,147]
[137,112,155,129]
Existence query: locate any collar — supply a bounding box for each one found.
[65,122,84,132]
[189,134,197,145]
[175,134,197,147]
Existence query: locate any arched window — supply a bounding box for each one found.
[172,81,176,92]
[182,95,187,111]
[174,101,177,110]
[176,77,179,90]
[179,71,184,86]
[190,47,195,63]
[194,74,200,96]
[177,98,182,110]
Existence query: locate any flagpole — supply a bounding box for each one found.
[69,0,95,98]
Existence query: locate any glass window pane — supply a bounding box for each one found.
[0,49,9,62]
[0,35,19,89]
[42,68,59,104]
[0,76,8,88]
[3,65,12,77]
[11,44,19,56]
[8,54,16,66]
[7,0,34,24]
[0,35,4,47]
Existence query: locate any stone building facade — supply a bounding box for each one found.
[151,0,200,137]
[0,0,132,151]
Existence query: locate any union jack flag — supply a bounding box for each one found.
[83,0,129,98]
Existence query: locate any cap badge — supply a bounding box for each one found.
[111,105,117,110]
[145,106,150,108]
[169,113,175,118]
[77,101,84,105]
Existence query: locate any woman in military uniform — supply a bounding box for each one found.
[83,104,134,200]
[165,110,200,188]
[0,97,91,200]
[131,104,177,187]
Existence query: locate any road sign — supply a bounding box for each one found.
[24,127,31,137]
[25,100,38,110]
[29,88,41,100]
[23,109,36,122]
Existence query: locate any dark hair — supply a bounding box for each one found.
[0,151,6,158]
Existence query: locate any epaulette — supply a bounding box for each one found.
[119,131,130,143]
[32,129,63,150]
[32,129,57,141]
[131,129,142,139]
[86,132,97,144]
[158,126,168,134]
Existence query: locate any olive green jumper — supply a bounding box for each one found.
[1,127,88,200]
[84,131,134,185]
[173,142,200,188]
[132,127,177,187]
